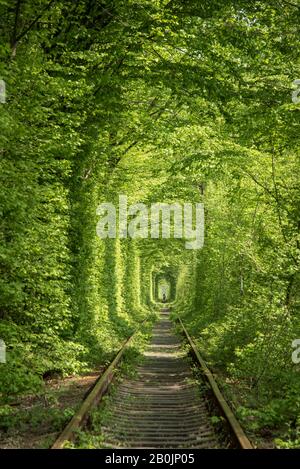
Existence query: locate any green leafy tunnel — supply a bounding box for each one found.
[0,0,300,447]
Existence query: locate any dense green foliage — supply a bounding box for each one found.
[0,0,300,447]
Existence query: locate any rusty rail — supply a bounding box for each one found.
[178,318,253,449]
[51,329,139,449]
[52,315,253,449]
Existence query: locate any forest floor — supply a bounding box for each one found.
[0,368,277,450]
[216,374,277,449]
[0,370,101,449]
[0,318,155,449]
[0,367,280,450]
[0,325,281,450]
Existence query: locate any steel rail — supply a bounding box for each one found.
[52,314,253,449]
[51,328,140,449]
[178,317,253,449]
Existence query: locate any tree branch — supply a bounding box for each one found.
[15,0,56,45]
[11,0,22,57]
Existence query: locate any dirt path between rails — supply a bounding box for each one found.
[97,310,220,448]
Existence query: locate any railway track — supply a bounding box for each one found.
[52,308,252,449]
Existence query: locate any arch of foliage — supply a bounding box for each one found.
[0,0,300,444]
